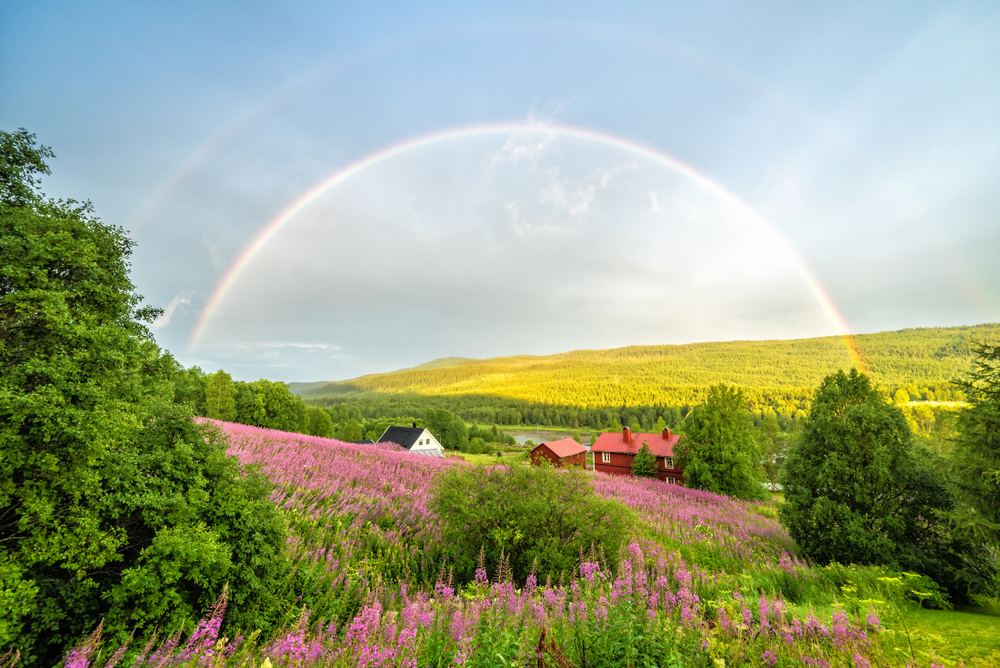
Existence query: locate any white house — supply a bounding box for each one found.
[376,424,445,458]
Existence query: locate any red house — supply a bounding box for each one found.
[592,427,683,483]
[529,437,587,468]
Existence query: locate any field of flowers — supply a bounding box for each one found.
[65,420,949,668]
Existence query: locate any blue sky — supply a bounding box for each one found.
[3,1,999,382]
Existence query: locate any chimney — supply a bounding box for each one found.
[412,422,417,429]
[663,428,671,439]
[623,427,631,443]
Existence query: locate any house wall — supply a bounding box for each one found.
[530,446,586,468]
[410,428,444,455]
[594,452,684,483]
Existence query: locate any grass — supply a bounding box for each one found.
[902,608,1000,667]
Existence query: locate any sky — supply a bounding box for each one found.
[2,1,999,383]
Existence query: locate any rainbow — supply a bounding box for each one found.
[187,121,867,371]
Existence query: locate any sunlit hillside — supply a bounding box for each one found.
[296,324,999,407]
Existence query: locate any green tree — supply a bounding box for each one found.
[306,405,334,438]
[950,341,1000,548]
[444,418,469,451]
[172,362,207,414]
[894,388,910,405]
[780,370,987,597]
[432,464,632,583]
[675,384,765,500]
[342,418,363,442]
[758,413,787,492]
[631,440,658,478]
[204,370,237,421]
[0,129,293,663]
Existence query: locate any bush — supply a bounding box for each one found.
[431,464,633,583]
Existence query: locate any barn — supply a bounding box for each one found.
[529,437,587,468]
[591,427,683,483]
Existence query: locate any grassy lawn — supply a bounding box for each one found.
[446,452,528,466]
[896,607,1000,667]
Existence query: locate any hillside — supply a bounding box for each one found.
[298,324,999,408]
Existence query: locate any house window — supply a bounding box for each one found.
[666,477,674,484]
[418,439,423,445]
[602,452,610,463]
[665,457,674,469]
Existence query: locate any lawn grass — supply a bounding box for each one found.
[900,607,1000,667]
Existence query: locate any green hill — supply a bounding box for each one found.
[300,324,999,410]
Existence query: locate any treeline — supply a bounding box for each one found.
[299,324,996,408]
[170,367,519,454]
[305,392,696,431]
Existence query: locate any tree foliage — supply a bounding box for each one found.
[431,464,632,583]
[631,440,658,478]
[779,369,991,599]
[0,129,292,664]
[676,384,766,500]
[950,341,1000,548]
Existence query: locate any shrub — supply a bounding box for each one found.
[431,463,633,583]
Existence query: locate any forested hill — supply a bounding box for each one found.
[294,324,999,408]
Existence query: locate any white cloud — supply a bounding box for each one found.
[539,181,597,219]
[151,293,192,330]
[202,237,225,271]
[489,124,556,167]
[649,191,661,213]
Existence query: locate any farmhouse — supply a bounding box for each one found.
[529,437,587,468]
[376,424,445,458]
[592,427,683,483]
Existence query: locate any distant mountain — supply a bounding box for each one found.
[295,324,998,408]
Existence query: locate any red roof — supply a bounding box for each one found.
[535,437,587,458]
[591,428,679,458]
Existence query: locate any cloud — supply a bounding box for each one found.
[151,293,192,330]
[202,237,225,271]
[649,191,661,213]
[489,123,556,167]
[539,181,597,219]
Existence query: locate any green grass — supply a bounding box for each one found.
[901,608,1000,667]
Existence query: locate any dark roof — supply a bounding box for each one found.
[376,426,425,450]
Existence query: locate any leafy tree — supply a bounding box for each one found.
[631,440,658,478]
[204,370,237,421]
[432,464,632,583]
[894,388,910,405]
[572,431,582,444]
[172,362,207,414]
[758,414,787,492]
[444,418,469,451]
[342,418,363,442]
[468,436,485,454]
[780,370,988,598]
[306,405,334,438]
[949,341,1000,548]
[676,384,766,500]
[0,130,298,663]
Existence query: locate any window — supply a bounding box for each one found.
[418,439,423,445]
[666,477,675,484]
[602,452,611,463]
[665,457,674,469]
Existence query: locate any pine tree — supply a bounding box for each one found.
[631,440,658,478]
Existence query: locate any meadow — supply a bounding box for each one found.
[63,421,999,668]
